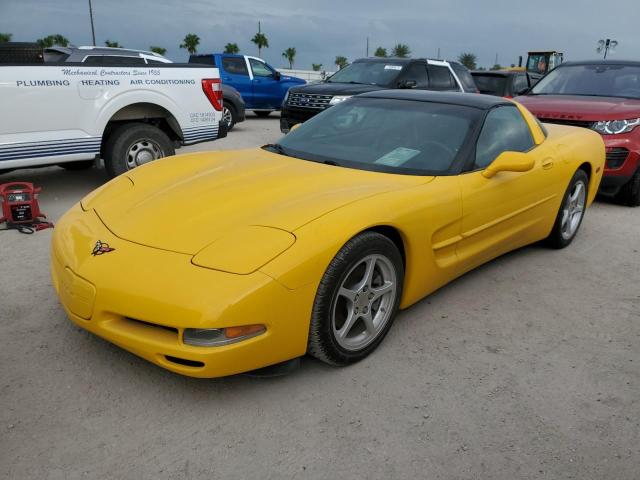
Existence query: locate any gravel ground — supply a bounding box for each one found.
[1,112,639,480]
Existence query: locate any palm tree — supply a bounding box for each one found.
[149,46,166,56]
[180,33,200,55]
[335,56,348,70]
[105,40,123,48]
[374,47,387,57]
[282,47,296,69]
[458,52,477,70]
[224,43,240,54]
[36,34,70,48]
[391,44,411,58]
[312,63,322,71]
[490,63,502,71]
[251,32,269,57]
[0,32,12,43]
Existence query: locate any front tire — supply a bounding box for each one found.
[546,169,589,249]
[103,123,174,178]
[615,169,640,207]
[254,111,271,118]
[307,232,404,366]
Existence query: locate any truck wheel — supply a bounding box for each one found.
[60,160,94,171]
[104,123,174,177]
[254,111,271,118]
[615,169,640,207]
[222,101,237,131]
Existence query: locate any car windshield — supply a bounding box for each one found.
[472,74,507,95]
[327,62,405,87]
[531,64,640,99]
[269,98,480,175]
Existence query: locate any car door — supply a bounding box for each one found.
[219,56,253,107]
[248,57,281,109]
[456,105,558,271]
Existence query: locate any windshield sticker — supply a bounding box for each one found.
[375,147,421,167]
[384,65,403,70]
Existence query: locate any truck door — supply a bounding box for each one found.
[219,56,253,107]
[248,57,282,110]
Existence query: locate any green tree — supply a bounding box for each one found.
[251,32,269,57]
[36,34,70,48]
[311,63,322,71]
[490,64,502,71]
[0,32,12,43]
[105,40,123,48]
[224,42,239,54]
[149,46,166,56]
[180,33,200,55]
[391,44,411,58]
[335,55,348,70]
[374,47,387,57]
[457,52,477,70]
[282,47,296,69]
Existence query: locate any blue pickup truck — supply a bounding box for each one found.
[189,53,305,117]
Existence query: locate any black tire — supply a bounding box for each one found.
[307,231,404,366]
[546,169,589,249]
[223,101,238,131]
[59,160,95,171]
[103,123,174,178]
[615,169,640,207]
[254,111,271,118]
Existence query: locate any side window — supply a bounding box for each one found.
[512,75,529,95]
[82,55,145,65]
[249,58,274,77]
[428,65,457,90]
[475,106,535,169]
[221,57,249,75]
[82,56,102,65]
[451,63,477,92]
[398,63,429,88]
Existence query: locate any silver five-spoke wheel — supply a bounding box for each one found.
[560,178,586,240]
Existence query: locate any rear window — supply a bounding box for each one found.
[472,73,507,96]
[451,63,477,92]
[189,55,215,65]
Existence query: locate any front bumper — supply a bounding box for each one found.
[600,133,640,194]
[51,204,314,378]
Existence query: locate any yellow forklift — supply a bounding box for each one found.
[509,51,564,75]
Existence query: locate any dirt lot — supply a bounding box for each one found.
[1,113,639,480]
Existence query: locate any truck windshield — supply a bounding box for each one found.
[531,64,640,100]
[327,62,405,87]
[269,98,479,175]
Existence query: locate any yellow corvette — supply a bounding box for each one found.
[52,91,605,378]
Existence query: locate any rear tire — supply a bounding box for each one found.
[222,101,238,131]
[307,232,404,366]
[103,123,174,178]
[615,169,640,207]
[254,111,271,118]
[59,160,94,171]
[546,169,589,249]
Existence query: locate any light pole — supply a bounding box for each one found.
[597,38,618,59]
[88,0,96,46]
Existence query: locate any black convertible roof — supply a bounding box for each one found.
[358,90,511,109]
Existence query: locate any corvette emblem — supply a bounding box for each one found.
[92,240,115,256]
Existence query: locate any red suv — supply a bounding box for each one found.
[516,61,640,206]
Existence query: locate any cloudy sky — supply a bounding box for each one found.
[1,0,637,70]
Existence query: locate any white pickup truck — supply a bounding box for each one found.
[0,50,226,177]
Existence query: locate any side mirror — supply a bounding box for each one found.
[482,151,534,178]
[399,79,417,89]
[274,71,282,81]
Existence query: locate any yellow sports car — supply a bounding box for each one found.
[52,91,605,378]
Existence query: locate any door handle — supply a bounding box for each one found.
[542,158,554,170]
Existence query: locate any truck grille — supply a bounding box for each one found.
[537,117,595,129]
[287,93,332,109]
[605,148,629,169]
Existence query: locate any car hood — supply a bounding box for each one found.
[88,149,431,255]
[514,95,640,121]
[289,81,386,96]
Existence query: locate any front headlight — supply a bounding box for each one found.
[329,95,352,105]
[592,118,640,135]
